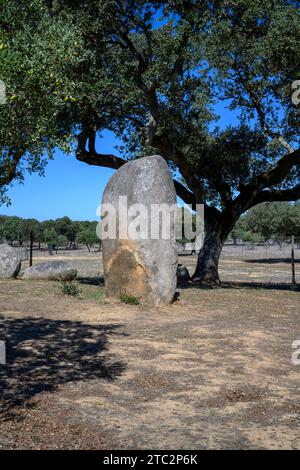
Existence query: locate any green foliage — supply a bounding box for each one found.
[60,279,82,297]
[0,216,38,245]
[0,0,82,202]
[239,231,264,245]
[1,0,299,204]
[2,216,22,244]
[231,202,300,242]
[0,215,99,247]
[56,234,68,248]
[43,227,59,247]
[119,292,140,305]
[0,216,5,242]
[244,202,300,241]
[77,229,99,251]
[54,217,79,243]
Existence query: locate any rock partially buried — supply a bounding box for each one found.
[0,244,21,279]
[23,261,77,281]
[101,155,178,306]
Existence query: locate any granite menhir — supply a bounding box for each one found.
[101,155,178,306]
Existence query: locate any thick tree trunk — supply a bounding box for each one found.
[192,212,236,284]
[192,227,224,284]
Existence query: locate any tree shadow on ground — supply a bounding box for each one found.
[77,277,105,286]
[219,281,300,291]
[243,258,300,264]
[0,315,126,416]
[180,281,299,292]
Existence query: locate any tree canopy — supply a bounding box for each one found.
[0,214,98,249]
[1,0,299,281]
[233,201,300,243]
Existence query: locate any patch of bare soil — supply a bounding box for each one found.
[0,278,300,449]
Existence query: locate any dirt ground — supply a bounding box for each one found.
[0,254,300,449]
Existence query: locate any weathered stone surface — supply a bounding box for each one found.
[0,244,21,279]
[23,261,77,281]
[102,155,178,306]
[177,264,191,287]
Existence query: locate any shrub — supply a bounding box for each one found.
[119,292,140,305]
[61,280,82,297]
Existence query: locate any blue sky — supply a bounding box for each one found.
[1,104,239,221]
[1,131,119,221]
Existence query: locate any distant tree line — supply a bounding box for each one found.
[0,216,99,252]
[1,202,299,252]
[230,202,300,245]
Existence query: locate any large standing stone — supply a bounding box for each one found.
[0,244,21,279]
[101,155,178,306]
[23,261,77,281]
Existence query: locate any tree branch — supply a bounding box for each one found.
[252,147,300,189]
[76,130,125,170]
[76,129,197,207]
[116,27,161,123]
[232,147,300,215]
[236,66,294,153]
[252,184,300,205]
[149,132,206,203]
[0,148,24,187]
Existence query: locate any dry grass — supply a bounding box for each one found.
[0,262,300,449]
